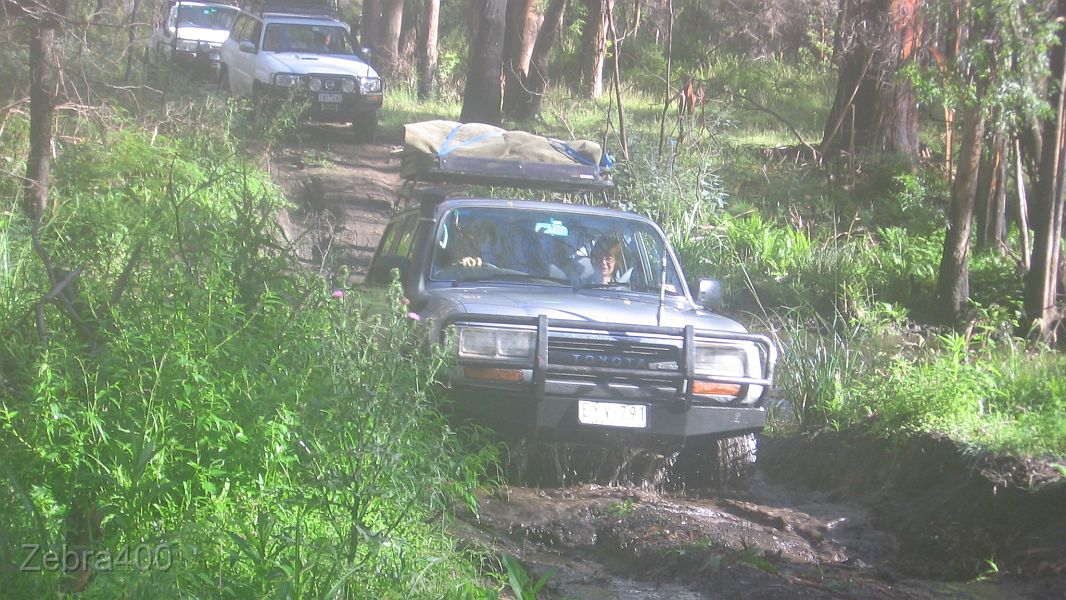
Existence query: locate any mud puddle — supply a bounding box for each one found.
[455,470,1059,599]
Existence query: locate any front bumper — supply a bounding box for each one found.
[173,47,222,77]
[451,386,766,448]
[264,86,383,122]
[443,313,777,449]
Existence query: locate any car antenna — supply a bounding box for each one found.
[656,254,667,326]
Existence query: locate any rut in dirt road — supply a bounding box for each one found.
[270,127,400,282]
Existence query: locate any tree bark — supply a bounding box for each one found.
[502,0,539,117]
[377,0,405,75]
[936,103,986,323]
[25,22,57,222]
[975,130,1007,251]
[1023,0,1066,339]
[580,0,612,99]
[362,0,381,52]
[820,0,922,164]
[398,0,419,70]
[123,0,142,82]
[417,0,440,100]
[509,0,567,120]
[460,0,507,125]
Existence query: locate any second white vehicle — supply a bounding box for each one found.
[218,1,384,142]
[148,1,239,77]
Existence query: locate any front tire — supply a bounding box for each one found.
[672,433,758,489]
[352,110,378,143]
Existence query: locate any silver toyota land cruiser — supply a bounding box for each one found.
[366,140,777,463]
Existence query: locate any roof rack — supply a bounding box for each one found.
[241,0,338,17]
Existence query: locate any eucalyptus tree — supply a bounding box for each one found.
[460,0,507,123]
[927,0,1060,325]
[820,0,923,164]
[417,0,440,98]
[1025,0,1066,339]
[506,0,568,119]
[580,0,612,98]
[501,0,537,114]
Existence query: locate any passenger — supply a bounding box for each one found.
[589,236,624,284]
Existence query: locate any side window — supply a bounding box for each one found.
[247,21,263,48]
[391,214,419,259]
[230,15,247,42]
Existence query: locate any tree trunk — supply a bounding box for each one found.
[377,0,405,75]
[398,0,419,71]
[362,0,381,52]
[580,0,612,99]
[1024,0,1066,339]
[502,0,539,117]
[820,0,922,164]
[509,0,567,120]
[25,23,57,222]
[123,0,142,82]
[417,0,440,100]
[460,0,507,125]
[936,103,986,323]
[975,130,1007,251]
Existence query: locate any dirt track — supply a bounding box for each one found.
[269,128,1066,600]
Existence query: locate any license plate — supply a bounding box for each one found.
[578,401,647,428]
[318,93,343,103]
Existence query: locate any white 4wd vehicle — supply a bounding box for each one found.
[147,1,239,77]
[218,1,384,142]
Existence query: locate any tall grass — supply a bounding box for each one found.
[0,121,496,598]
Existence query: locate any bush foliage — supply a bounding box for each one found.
[0,124,495,598]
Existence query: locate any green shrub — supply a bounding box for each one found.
[0,128,495,598]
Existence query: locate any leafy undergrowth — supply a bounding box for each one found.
[0,120,498,598]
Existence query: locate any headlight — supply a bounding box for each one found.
[307,77,323,91]
[341,79,356,93]
[175,39,198,52]
[360,77,382,94]
[273,73,301,88]
[457,327,535,360]
[692,344,746,378]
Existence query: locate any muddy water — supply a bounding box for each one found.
[455,471,1056,599]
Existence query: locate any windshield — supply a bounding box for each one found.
[431,207,685,295]
[176,5,237,30]
[262,24,355,54]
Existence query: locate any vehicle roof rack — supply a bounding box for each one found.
[241,0,338,17]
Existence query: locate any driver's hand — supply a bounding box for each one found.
[457,256,483,267]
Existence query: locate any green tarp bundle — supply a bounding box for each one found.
[401,120,604,179]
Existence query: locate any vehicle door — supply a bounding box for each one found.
[231,16,261,95]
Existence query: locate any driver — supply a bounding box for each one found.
[313,30,333,52]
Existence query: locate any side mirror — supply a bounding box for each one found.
[696,278,723,311]
[239,40,258,54]
[369,256,410,285]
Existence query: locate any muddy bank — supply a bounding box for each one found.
[761,429,1066,581]
[456,473,1064,599]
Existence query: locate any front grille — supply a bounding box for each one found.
[547,336,679,372]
